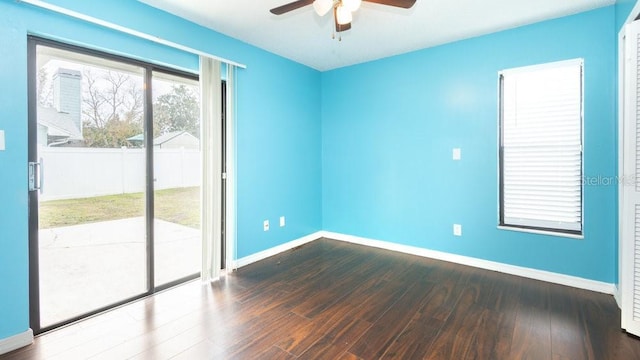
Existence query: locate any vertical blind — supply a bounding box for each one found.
[500,59,583,233]
[200,56,222,282]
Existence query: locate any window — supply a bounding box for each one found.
[499,59,583,235]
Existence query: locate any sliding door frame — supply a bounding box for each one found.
[221,80,227,270]
[27,36,217,334]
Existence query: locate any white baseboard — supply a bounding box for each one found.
[0,329,33,355]
[233,231,322,268]
[319,231,616,295]
[232,230,615,295]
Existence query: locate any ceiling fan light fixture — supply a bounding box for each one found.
[312,0,333,16]
[342,0,361,12]
[336,4,352,25]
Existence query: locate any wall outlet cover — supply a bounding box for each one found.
[452,148,461,160]
[279,216,285,227]
[453,224,462,236]
[0,130,5,151]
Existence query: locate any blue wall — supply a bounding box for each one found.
[617,0,637,31]
[322,7,617,282]
[0,0,322,341]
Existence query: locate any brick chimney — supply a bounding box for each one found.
[53,68,82,134]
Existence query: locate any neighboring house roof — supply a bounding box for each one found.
[127,133,144,142]
[127,131,199,146]
[153,131,197,146]
[37,105,82,140]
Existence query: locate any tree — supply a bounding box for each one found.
[82,118,143,148]
[82,69,143,147]
[37,67,53,108]
[153,85,200,138]
[40,65,198,147]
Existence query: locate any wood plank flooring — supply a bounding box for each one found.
[3,238,640,359]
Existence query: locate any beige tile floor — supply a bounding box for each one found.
[38,217,200,327]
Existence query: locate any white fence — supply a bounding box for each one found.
[39,146,201,201]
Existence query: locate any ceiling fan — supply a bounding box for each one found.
[270,0,416,34]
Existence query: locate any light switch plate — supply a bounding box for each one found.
[279,216,285,227]
[452,148,461,160]
[263,220,270,231]
[0,130,5,151]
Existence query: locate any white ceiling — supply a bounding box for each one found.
[139,0,615,71]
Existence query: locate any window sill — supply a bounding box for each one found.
[497,226,584,240]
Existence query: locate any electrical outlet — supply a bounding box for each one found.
[263,220,269,231]
[0,130,5,151]
[280,216,285,227]
[452,148,461,160]
[453,224,462,236]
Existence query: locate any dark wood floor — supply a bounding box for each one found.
[4,238,640,359]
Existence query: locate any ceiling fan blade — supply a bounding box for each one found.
[334,6,352,32]
[363,0,416,9]
[270,0,314,15]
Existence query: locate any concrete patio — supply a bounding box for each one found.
[38,217,200,327]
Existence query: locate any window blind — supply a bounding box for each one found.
[499,59,583,234]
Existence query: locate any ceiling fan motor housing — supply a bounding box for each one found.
[270,0,416,33]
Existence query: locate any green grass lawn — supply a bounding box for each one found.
[40,187,200,229]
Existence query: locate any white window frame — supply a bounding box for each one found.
[498,58,584,237]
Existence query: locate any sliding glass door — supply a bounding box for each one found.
[152,72,201,287]
[28,37,202,333]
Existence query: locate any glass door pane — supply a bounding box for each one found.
[151,72,201,287]
[35,44,148,328]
